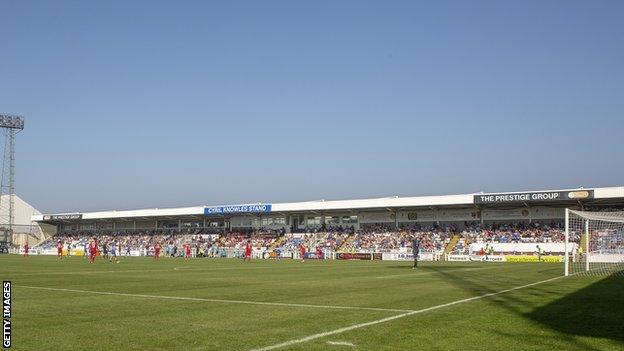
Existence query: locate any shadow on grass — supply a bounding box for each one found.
[383,264,478,270]
[423,265,623,350]
[527,274,624,342]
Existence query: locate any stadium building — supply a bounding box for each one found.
[0,194,47,248]
[32,186,624,234]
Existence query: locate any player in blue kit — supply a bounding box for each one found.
[110,241,119,263]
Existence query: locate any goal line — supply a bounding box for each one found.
[250,274,565,351]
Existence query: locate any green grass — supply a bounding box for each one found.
[1,255,622,351]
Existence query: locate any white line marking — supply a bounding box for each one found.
[15,285,412,313]
[5,263,388,276]
[374,264,527,279]
[173,266,192,271]
[7,269,178,276]
[2,266,311,276]
[250,275,564,351]
[326,341,355,347]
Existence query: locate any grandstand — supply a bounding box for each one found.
[26,186,624,262]
[4,186,624,351]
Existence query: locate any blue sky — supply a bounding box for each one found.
[1,1,623,213]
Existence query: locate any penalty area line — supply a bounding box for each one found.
[15,285,413,313]
[250,274,565,351]
[374,263,537,279]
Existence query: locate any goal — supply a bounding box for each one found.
[565,209,624,276]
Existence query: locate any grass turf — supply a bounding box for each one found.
[1,255,622,350]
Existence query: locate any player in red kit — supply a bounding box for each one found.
[23,243,29,257]
[244,240,252,261]
[154,242,161,260]
[316,246,323,260]
[57,241,64,260]
[88,239,97,264]
[299,243,306,262]
[184,244,191,260]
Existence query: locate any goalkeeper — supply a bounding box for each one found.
[412,236,420,269]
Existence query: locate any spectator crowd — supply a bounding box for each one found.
[33,221,568,257]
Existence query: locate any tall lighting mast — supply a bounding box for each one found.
[0,114,25,247]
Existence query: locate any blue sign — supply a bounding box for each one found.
[204,204,272,215]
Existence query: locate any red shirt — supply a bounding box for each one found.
[299,245,306,254]
[155,243,161,251]
[245,243,251,254]
[57,243,63,251]
[89,242,97,252]
[185,246,191,254]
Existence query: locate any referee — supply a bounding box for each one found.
[412,236,420,269]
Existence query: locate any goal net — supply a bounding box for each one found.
[565,209,624,276]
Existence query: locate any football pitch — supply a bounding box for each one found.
[1,256,622,351]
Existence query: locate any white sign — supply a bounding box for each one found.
[469,255,505,262]
[359,212,394,223]
[382,252,435,261]
[446,254,471,261]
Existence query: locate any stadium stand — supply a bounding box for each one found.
[278,232,351,252]
[450,221,565,254]
[38,225,456,257]
[25,187,624,261]
[338,224,452,253]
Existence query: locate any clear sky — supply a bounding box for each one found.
[1,1,623,213]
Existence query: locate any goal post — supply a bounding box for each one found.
[564,208,569,276]
[564,208,624,276]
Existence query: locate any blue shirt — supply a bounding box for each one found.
[412,239,420,253]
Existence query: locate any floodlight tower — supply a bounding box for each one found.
[0,114,24,246]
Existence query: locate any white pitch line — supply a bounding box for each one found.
[2,266,312,276]
[15,285,413,313]
[375,267,485,279]
[374,264,521,279]
[326,341,355,347]
[5,263,388,276]
[6,269,181,276]
[250,274,565,351]
[3,266,289,276]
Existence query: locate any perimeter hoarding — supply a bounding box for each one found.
[42,214,83,221]
[474,190,593,204]
[335,252,382,260]
[204,204,272,215]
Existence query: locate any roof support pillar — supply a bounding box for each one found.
[394,209,398,228]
